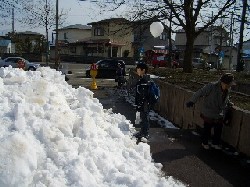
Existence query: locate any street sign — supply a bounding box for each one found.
[139,47,144,53]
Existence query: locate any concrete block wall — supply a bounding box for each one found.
[221,107,243,148]
[237,110,250,156]
[155,79,250,157]
[128,71,250,156]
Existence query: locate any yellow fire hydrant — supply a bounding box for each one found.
[90,63,98,90]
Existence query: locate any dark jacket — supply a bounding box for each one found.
[116,66,124,77]
[135,75,150,111]
[189,81,231,119]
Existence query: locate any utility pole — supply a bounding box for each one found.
[45,0,49,66]
[12,7,14,33]
[139,0,143,61]
[236,0,247,72]
[55,0,59,69]
[229,9,234,70]
[168,0,172,67]
[209,11,214,63]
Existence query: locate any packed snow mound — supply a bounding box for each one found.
[0,67,185,187]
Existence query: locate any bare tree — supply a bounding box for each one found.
[16,0,68,65]
[236,0,248,72]
[18,0,68,31]
[0,0,21,32]
[97,0,236,72]
[0,0,68,65]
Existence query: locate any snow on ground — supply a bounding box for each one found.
[0,67,185,187]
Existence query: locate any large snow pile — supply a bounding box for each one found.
[0,67,185,187]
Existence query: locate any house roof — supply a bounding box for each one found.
[87,17,169,32]
[175,26,227,33]
[87,17,163,27]
[58,24,92,30]
[87,18,130,25]
[243,39,250,44]
[0,38,11,47]
[0,36,11,40]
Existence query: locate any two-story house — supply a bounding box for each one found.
[175,26,229,54]
[56,24,92,44]
[76,18,131,58]
[54,24,92,55]
[175,26,237,69]
[56,18,170,61]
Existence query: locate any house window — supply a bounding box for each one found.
[94,27,104,36]
[160,33,167,40]
[86,46,104,54]
[70,47,76,53]
[64,33,67,40]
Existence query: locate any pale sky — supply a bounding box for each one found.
[0,0,249,42]
[0,0,117,36]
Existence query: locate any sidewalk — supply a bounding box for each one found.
[93,86,250,187]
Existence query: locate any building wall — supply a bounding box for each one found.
[0,40,10,53]
[91,21,169,58]
[175,32,210,47]
[109,22,133,57]
[91,22,134,57]
[175,28,228,52]
[140,28,169,52]
[9,43,15,53]
[0,39,15,54]
[58,29,91,43]
[243,40,250,49]
[175,32,186,46]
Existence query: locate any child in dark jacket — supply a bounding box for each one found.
[134,62,151,139]
[116,63,125,88]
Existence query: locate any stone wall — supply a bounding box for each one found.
[232,82,250,95]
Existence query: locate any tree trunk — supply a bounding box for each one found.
[55,0,60,69]
[183,33,195,73]
[236,0,247,72]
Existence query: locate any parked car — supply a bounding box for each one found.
[192,58,211,70]
[86,59,125,78]
[0,57,40,71]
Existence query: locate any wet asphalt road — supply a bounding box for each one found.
[64,62,250,187]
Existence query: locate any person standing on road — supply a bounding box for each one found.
[186,73,235,150]
[134,62,151,139]
[116,63,126,88]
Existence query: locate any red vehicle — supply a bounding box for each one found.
[145,50,179,68]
